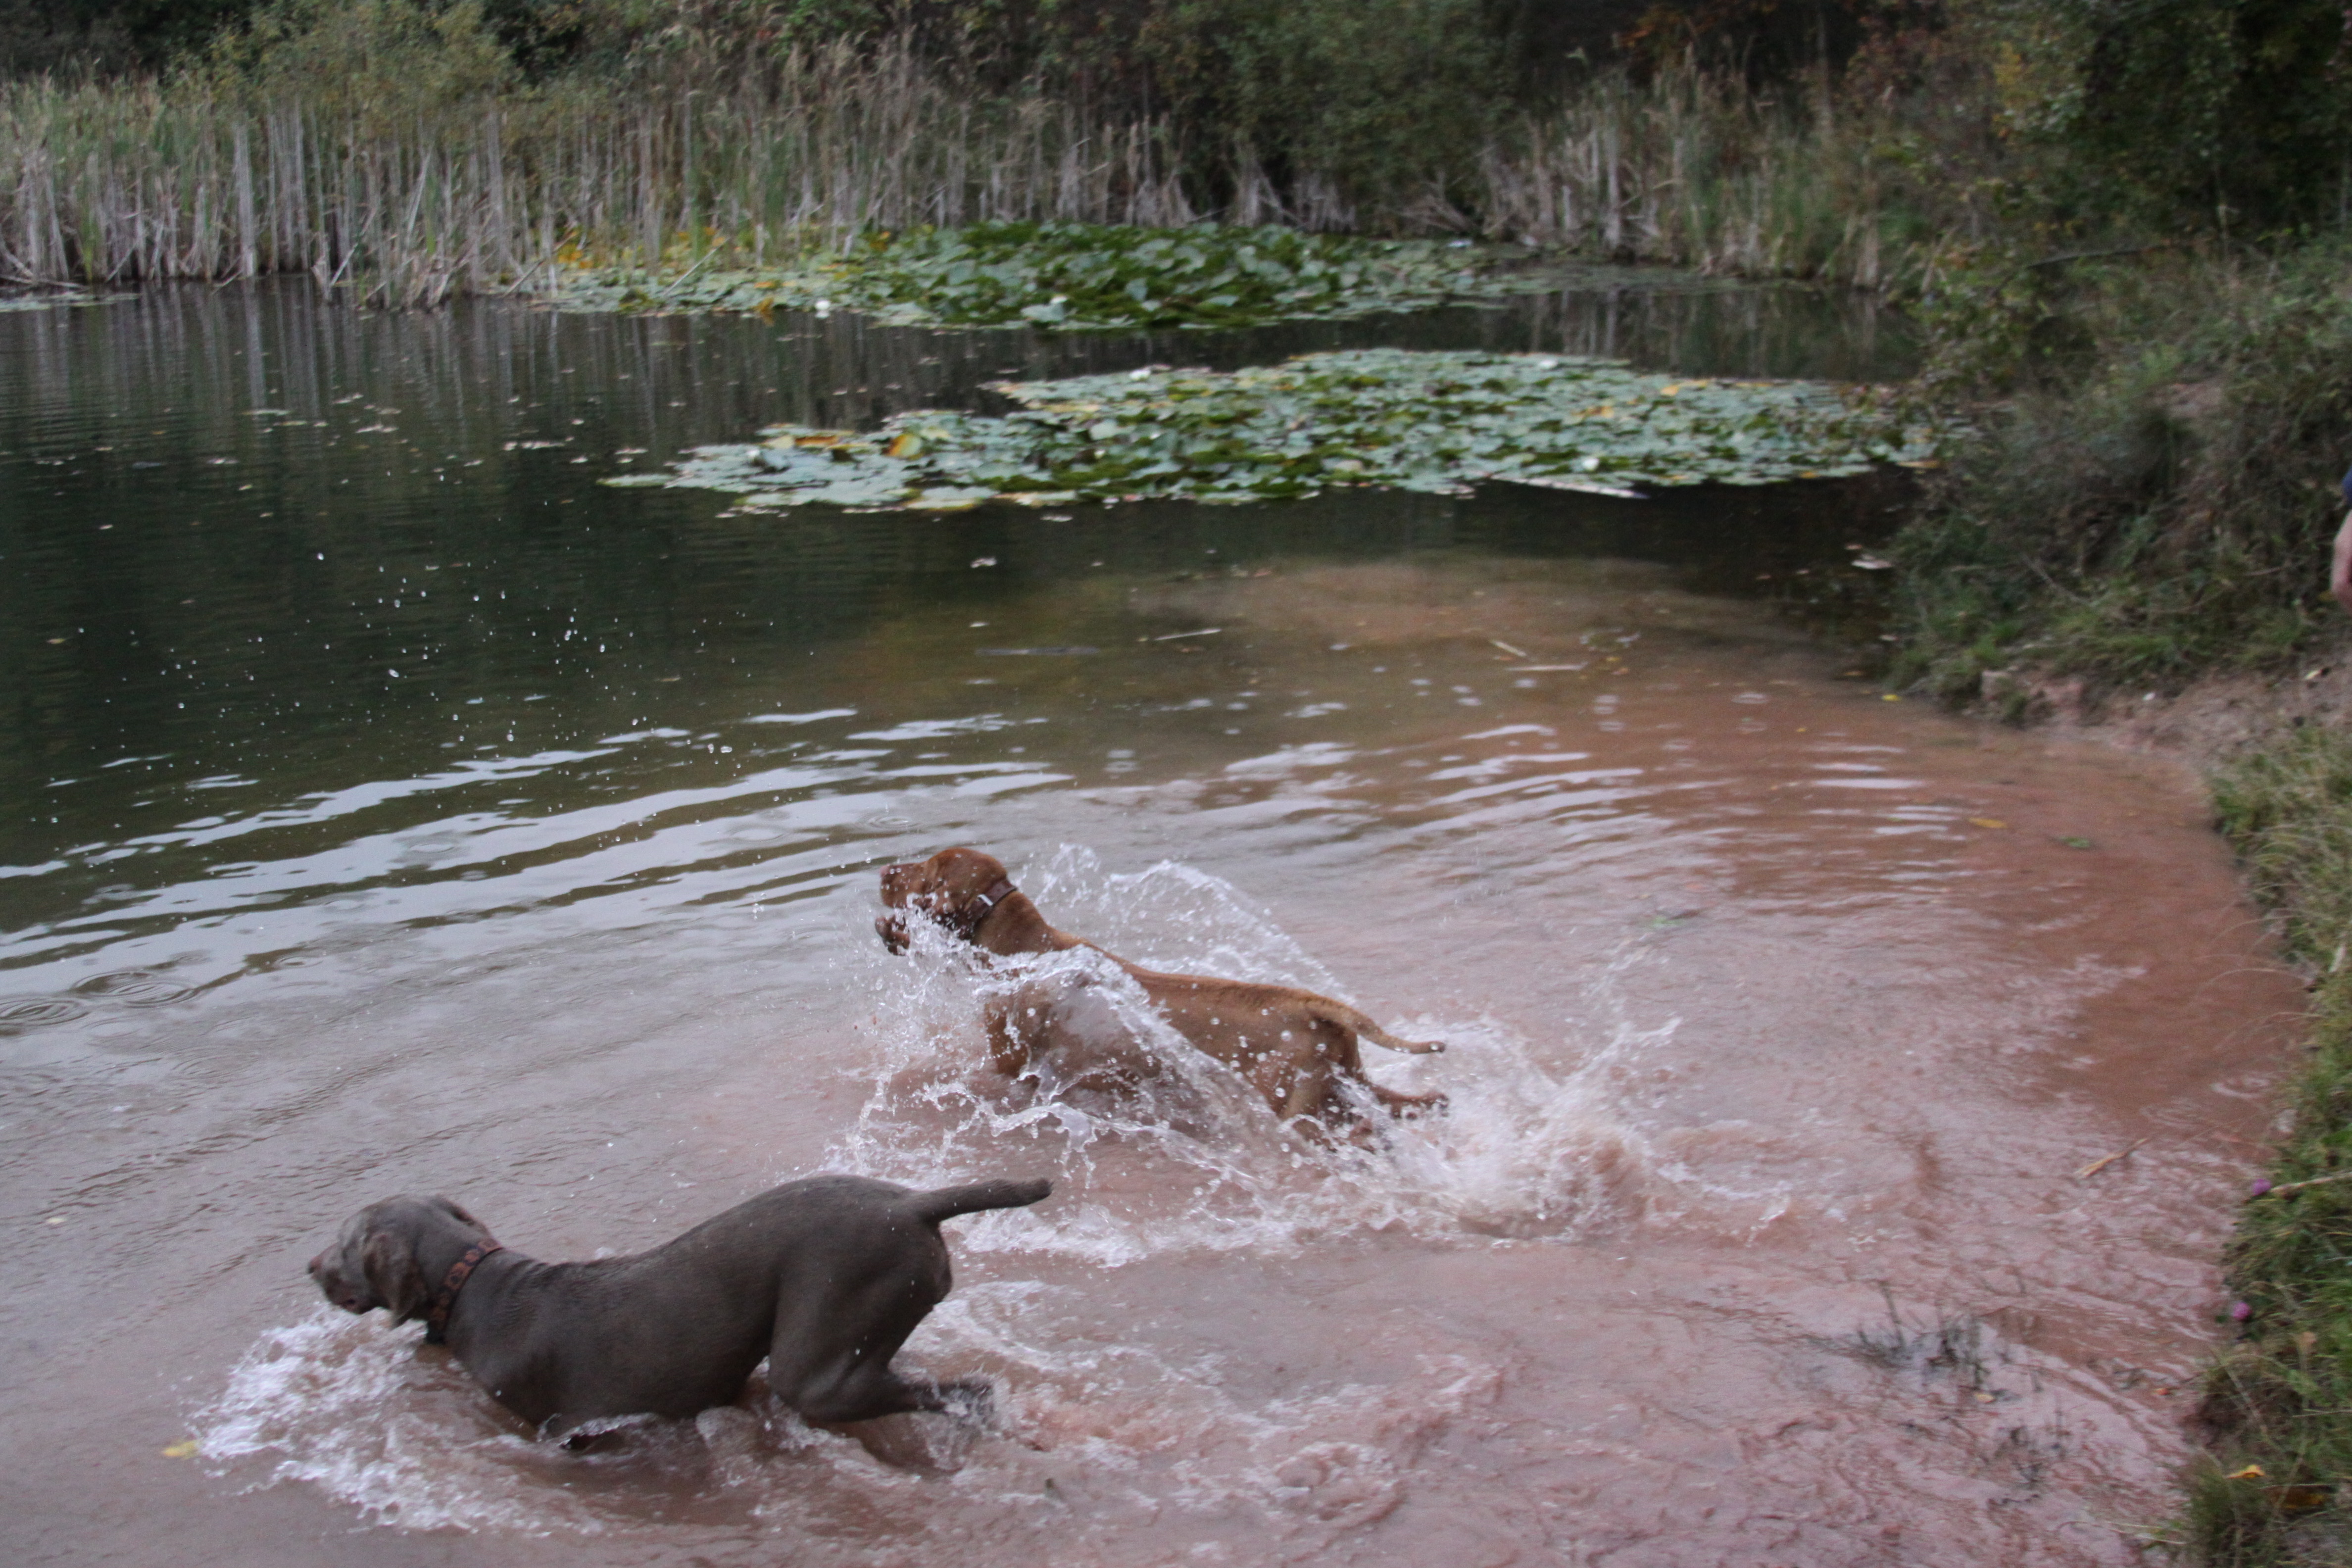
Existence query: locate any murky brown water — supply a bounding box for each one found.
[0,285,2300,1567]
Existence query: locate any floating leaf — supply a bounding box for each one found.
[550,223,1636,331]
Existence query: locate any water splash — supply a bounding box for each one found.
[829,848,1676,1260]
[191,852,1684,1539]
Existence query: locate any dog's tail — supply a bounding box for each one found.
[910,1177,1053,1225]
[1316,1001,1445,1054]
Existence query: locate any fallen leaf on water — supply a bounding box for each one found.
[161,1440,198,1459]
[1969,817,2008,830]
[2228,1465,2266,1481]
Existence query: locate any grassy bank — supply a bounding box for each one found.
[2188,734,2352,1564]
[1887,242,2352,707]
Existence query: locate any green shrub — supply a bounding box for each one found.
[1891,242,2352,697]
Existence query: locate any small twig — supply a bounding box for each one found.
[2076,1138,2149,1179]
[655,246,722,300]
[1490,638,1530,658]
[2019,243,2170,273]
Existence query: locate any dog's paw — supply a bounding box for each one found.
[544,1412,653,1451]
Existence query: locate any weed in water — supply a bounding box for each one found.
[1836,1285,1991,1393]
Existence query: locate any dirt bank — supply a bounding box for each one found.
[2000,639,2352,778]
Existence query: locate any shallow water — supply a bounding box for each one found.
[0,281,2299,1567]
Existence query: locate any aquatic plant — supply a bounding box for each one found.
[609,348,1944,512]
[554,222,1563,330]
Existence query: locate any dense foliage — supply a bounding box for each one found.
[1888,243,2352,702]
[13,0,2350,241]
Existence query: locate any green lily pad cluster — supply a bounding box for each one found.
[606,348,1945,512]
[553,222,1563,330]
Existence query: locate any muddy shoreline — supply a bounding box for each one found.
[1986,637,2352,781]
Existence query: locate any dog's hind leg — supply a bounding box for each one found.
[793,1363,961,1425]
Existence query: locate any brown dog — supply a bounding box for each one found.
[878,847,1444,1134]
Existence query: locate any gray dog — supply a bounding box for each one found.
[309,1174,1050,1441]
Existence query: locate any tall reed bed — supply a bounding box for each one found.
[0,42,1965,305]
[1481,70,1981,292]
[0,46,1195,305]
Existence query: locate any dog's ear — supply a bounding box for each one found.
[360,1227,430,1323]
[432,1195,484,1230]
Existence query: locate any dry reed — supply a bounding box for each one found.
[0,45,1960,306]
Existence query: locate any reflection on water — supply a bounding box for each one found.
[0,282,1908,999]
[0,282,2297,1568]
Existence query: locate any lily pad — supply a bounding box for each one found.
[550,223,1568,331]
[616,348,1947,512]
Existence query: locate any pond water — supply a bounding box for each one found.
[0,279,2301,1567]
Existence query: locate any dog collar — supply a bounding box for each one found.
[946,877,1018,939]
[423,1240,503,1345]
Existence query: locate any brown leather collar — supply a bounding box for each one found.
[944,877,1017,940]
[423,1239,503,1345]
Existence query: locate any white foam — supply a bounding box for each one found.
[194,1287,1509,1547]
[199,1310,576,1534]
